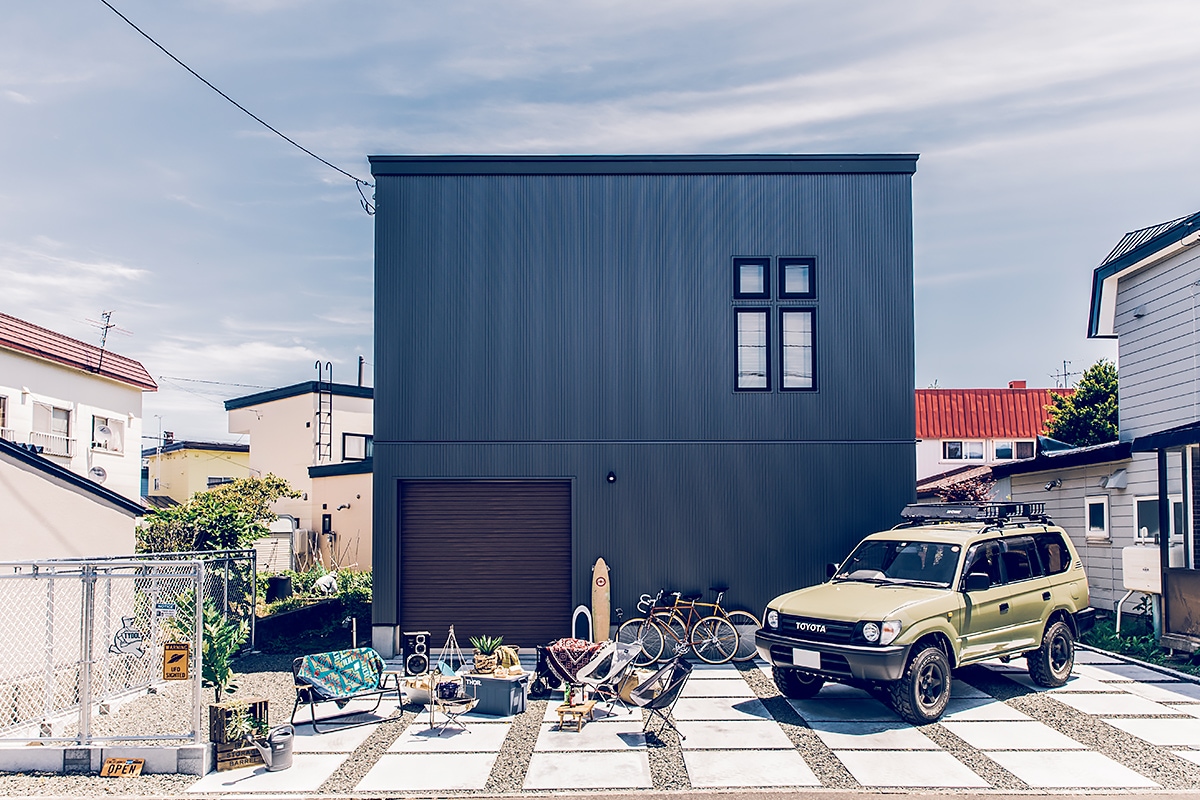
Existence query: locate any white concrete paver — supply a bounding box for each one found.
[786,697,897,722]
[1076,663,1174,683]
[681,677,756,697]
[834,749,988,787]
[534,719,647,751]
[291,723,378,752]
[941,720,1086,750]
[356,752,497,792]
[1105,717,1200,747]
[941,698,1031,722]
[682,748,821,787]
[985,750,1159,788]
[1005,673,1119,693]
[389,721,510,752]
[1052,691,1184,717]
[676,719,796,749]
[523,751,652,790]
[1169,704,1200,718]
[1074,649,1124,664]
[671,696,771,720]
[188,754,346,793]
[1174,749,1200,766]
[1123,681,1200,703]
[807,720,940,750]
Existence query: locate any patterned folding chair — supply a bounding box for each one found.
[291,647,398,732]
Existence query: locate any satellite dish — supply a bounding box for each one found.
[88,465,107,484]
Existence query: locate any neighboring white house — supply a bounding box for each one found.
[995,210,1200,648]
[0,312,156,504]
[1,432,144,558]
[225,379,373,570]
[915,382,1067,481]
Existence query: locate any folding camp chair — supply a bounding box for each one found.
[576,641,642,714]
[541,638,610,700]
[629,656,693,739]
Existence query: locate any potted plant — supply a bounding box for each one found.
[469,635,504,674]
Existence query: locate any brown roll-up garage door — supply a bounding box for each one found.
[399,480,571,648]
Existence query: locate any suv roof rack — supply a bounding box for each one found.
[899,502,1047,524]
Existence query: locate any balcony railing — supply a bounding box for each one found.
[28,431,74,458]
[0,428,16,443]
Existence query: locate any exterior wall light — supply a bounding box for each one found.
[1044,478,1062,491]
[606,471,616,483]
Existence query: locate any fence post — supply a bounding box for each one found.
[78,564,96,745]
[192,560,204,745]
[250,549,257,650]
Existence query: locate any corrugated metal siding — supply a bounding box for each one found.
[1115,247,1200,438]
[371,165,916,632]
[915,389,1066,439]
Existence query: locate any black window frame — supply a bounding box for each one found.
[734,308,771,392]
[778,256,816,300]
[779,307,817,391]
[342,432,374,461]
[732,257,771,299]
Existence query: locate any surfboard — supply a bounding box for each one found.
[591,557,611,642]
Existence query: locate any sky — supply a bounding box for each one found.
[3,0,1199,444]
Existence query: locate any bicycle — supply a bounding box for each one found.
[669,585,761,664]
[617,586,761,665]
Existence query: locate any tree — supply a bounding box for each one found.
[136,474,299,553]
[1044,359,1119,447]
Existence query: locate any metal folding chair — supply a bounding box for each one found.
[629,656,693,739]
[576,641,642,714]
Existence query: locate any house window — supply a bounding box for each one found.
[943,440,983,460]
[780,309,816,390]
[779,257,816,299]
[995,441,1014,460]
[1085,496,1109,541]
[91,415,125,454]
[1016,441,1035,459]
[0,394,7,427]
[343,433,373,461]
[1135,495,1184,542]
[733,257,770,299]
[735,310,770,390]
[207,477,234,488]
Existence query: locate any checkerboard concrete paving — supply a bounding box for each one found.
[181,648,1200,793]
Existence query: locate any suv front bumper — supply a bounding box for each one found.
[755,628,911,682]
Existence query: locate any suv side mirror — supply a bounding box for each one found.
[964,572,991,593]
[826,563,839,579]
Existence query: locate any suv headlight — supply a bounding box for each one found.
[766,609,779,630]
[859,620,902,645]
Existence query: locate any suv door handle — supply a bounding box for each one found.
[999,603,1009,613]
[1043,591,1051,601]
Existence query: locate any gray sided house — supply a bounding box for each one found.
[368,154,919,656]
[998,209,1200,649]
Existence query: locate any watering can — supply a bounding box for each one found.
[249,724,294,771]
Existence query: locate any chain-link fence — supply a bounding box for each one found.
[0,559,204,744]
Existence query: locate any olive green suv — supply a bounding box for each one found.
[755,502,1095,724]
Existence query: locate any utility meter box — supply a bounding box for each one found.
[1123,545,1162,594]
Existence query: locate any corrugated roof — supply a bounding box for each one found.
[915,388,1071,439]
[0,312,156,391]
[1099,215,1191,268]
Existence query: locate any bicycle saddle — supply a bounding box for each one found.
[679,591,703,602]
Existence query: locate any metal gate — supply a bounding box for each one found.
[0,558,204,744]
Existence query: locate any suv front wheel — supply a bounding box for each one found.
[773,667,824,699]
[888,644,951,725]
[1027,619,1074,687]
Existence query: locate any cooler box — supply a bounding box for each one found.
[462,673,528,717]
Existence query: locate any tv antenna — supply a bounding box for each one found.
[86,311,132,373]
[1050,359,1080,389]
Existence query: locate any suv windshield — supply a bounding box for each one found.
[834,540,961,587]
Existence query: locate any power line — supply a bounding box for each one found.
[97,0,375,214]
[158,376,273,389]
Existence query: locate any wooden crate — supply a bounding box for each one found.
[208,697,268,745]
[215,742,264,772]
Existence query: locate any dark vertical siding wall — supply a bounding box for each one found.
[372,164,916,628]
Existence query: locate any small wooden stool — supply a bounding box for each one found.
[555,699,597,731]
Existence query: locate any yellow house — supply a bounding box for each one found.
[142,439,252,505]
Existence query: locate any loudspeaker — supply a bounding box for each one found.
[402,631,430,676]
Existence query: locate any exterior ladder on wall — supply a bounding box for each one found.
[315,361,333,462]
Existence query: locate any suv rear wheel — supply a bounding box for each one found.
[773,667,824,699]
[888,644,951,725]
[1027,619,1074,687]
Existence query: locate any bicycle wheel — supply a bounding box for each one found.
[655,612,691,660]
[689,615,738,664]
[725,610,762,662]
[617,617,664,666]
